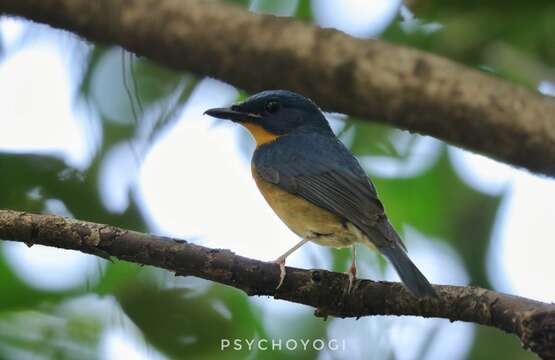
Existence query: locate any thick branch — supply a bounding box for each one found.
[1,0,555,176]
[0,210,553,358]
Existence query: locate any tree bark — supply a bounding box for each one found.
[1,0,555,176]
[0,209,553,359]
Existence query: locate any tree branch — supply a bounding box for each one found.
[0,209,553,358]
[1,0,555,176]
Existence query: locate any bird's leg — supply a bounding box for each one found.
[273,238,310,289]
[347,245,357,293]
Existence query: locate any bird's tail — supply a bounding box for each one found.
[380,246,436,298]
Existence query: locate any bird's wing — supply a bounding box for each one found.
[254,132,404,250]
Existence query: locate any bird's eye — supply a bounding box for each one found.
[265,101,281,113]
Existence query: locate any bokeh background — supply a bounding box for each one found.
[0,0,554,359]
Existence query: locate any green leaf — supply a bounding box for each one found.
[0,308,103,360]
[117,280,261,360]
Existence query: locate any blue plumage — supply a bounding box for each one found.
[205,90,436,298]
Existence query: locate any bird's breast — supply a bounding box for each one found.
[251,164,360,248]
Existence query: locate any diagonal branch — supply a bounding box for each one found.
[1,0,555,176]
[0,209,553,359]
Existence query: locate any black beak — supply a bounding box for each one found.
[204,107,261,123]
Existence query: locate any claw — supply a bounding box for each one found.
[346,261,357,293]
[273,256,287,289]
[271,238,310,290]
[346,245,357,294]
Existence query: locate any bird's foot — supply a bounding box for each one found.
[346,262,357,294]
[272,256,287,289]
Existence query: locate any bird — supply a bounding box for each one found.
[204,90,436,298]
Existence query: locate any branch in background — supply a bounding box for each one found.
[0,209,553,358]
[1,0,555,176]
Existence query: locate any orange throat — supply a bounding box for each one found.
[243,123,280,147]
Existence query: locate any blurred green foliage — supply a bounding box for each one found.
[383,0,555,87]
[0,0,549,359]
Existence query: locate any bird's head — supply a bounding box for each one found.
[204,90,332,146]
